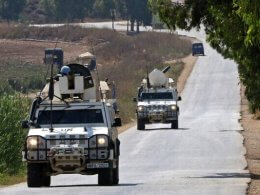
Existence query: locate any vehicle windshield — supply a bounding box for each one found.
[140,92,175,100]
[193,44,203,49]
[37,109,104,125]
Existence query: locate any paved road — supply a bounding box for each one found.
[0,23,250,194]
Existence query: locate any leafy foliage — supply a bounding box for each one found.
[92,0,115,18]
[52,0,90,22]
[150,0,260,112]
[0,0,153,26]
[0,94,30,175]
[0,0,26,22]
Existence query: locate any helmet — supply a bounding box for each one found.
[60,66,71,75]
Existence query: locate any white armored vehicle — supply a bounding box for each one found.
[134,66,181,130]
[22,62,121,187]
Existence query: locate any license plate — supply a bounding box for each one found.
[87,163,109,169]
[64,149,73,154]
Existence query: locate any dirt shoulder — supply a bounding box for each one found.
[177,54,197,93]
[241,86,260,194]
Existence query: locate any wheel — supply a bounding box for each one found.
[137,119,145,130]
[171,120,178,129]
[98,167,114,186]
[43,175,51,187]
[112,160,119,185]
[27,163,43,187]
[27,163,50,187]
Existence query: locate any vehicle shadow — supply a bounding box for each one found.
[139,127,190,131]
[209,129,244,132]
[49,183,141,188]
[251,173,260,180]
[188,172,251,179]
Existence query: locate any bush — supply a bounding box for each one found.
[0,82,14,95]
[0,94,30,175]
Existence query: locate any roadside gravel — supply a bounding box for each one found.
[241,86,260,195]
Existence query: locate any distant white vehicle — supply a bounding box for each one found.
[134,66,181,130]
[22,58,121,187]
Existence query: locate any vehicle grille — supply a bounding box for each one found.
[47,135,88,148]
[147,105,167,111]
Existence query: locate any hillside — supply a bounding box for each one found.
[0,24,191,122]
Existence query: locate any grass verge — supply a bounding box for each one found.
[0,169,26,186]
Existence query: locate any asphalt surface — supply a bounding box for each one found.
[0,23,250,195]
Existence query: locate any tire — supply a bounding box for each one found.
[137,119,145,130]
[112,160,119,185]
[98,167,114,186]
[27,163,43,187]
[171,120,178,129]
[43,175,51,187]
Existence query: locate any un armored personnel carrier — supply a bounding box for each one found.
[134,66,181,130]
[22,59,121,187]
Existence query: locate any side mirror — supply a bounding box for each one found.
[113,118,122,127]
[21,120,29,129]
[133,97,137,102]
[178,96,182,101]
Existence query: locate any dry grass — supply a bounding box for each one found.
[254,110,260,120]
[0,24,192,122]
[0,171,26,186]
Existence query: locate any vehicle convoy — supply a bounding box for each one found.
[22,51,121,187]
[134,66,181,130]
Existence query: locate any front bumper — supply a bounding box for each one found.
[23,135,117,174]
[137,110,178,123]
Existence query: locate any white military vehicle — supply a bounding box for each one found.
[22,62,121,187]
[134,66,181,130]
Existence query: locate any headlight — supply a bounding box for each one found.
[97,136,108,147]
[89,135,108,148]
[137,106,144,111]
[27,137,38,149]
[26,136,45,150]
[170,105,177,111]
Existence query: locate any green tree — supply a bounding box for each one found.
[0,0,26,22]
[125,0,152,32]
[40,0,55,22]
[114,0,127,19]
[53,0,89,22]
[150,0,260,112]
[92,0,115,18]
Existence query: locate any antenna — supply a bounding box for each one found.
[143,49,150,89]
[95,63,109,128]
[89,41,109,127]
[49,40,59,132]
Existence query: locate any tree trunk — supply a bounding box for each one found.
[130,19,134,31]
[127,20,129,32]
[136,21,140,33]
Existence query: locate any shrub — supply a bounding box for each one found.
[0,94,30,175]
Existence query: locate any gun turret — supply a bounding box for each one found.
[141,66,174,89]
[162,65,171,73]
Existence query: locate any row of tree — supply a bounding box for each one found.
[150,0,260,113]
[0,0,152,31]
